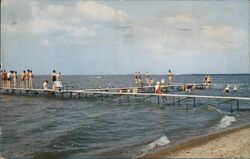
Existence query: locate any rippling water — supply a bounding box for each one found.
[0,74,250,158]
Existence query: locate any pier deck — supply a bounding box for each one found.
[1,86,249,101]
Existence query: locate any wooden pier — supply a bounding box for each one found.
[1,84,250,114]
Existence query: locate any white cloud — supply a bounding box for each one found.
[75,1,128,22]
[2,0,131,44]
[42,4,69,18]
[138,14,248,55]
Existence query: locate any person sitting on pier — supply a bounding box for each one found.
[224,85,230,93]
[167,70,173,85]
[119,86,127,93]
[155,81,162,94]
[43,80,49,89]
[233,85,237,93]
[161,79,166,86]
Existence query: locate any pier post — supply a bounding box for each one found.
[157,96,160,105]
[236,100,239,112]
[172,97,175,106]
[70,92,72,98]
[193,98,196,107]
[186,97,189,111]
[101,94,103,101]
[61,93,64,99]
[127,95,130,103]
[78,93,81,99]
[119,95,121,104]
[231,100,233,114]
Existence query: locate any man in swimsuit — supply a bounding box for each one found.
[28,70,34,89]
[7,71,12,88]
[51,70,57,89]
[13,71,17,88]
[168,70,173,85]
[1,70,7,87]
[20,70,25,88]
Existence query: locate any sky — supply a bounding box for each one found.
[1,0,249,75]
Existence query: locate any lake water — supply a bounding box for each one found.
[1,74,250,158]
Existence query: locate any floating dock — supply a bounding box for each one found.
[1,83,250,114]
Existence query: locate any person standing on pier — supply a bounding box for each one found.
[13,71,17,88]
[28,70,34,89]
[168,70,173,85]
[51,70,57,89]
[134,72,138,85]
[25,70,29,88]
[6,71,12,88]
[56,72,61,81]
[1,70,7,87]
[20,70,25,88]
[145,72,150,85]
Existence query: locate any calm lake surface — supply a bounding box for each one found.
[1,74,250,158]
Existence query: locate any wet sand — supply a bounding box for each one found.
[143,124,250,158]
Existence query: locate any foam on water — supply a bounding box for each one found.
[218,115,236,129]
[136,135,170,158]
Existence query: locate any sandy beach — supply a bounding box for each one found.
[144,124,250,158]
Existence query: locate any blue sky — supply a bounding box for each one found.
[1,0,249,75]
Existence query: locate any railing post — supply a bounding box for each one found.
[158,96,160,105]
[231,100,233,114]
[193,98,196,107]
[236,100,239,112]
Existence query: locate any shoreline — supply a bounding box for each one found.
[143,124,250,158]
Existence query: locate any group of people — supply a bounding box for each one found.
[203,75,212,86]
[43,70,61,90]
[223,85,238,93]
[134,70,174,88]
[1,69,62,90]
[1,69,34,89]
[154,70,174,94]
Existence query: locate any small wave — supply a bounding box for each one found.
[138,135,170,157]
[218,115,236,129]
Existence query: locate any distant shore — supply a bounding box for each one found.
[143,124,250,158]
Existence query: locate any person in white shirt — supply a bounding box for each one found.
[224,85,230,93]
[7,71,12,88]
